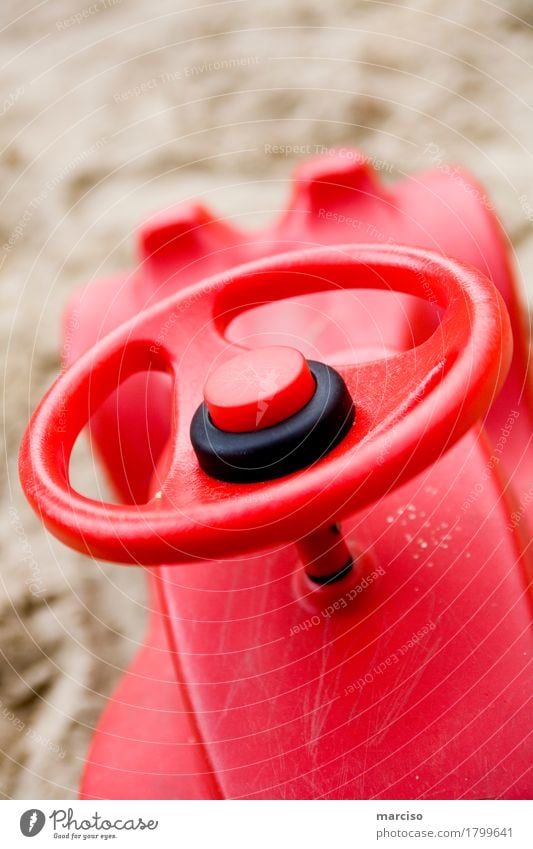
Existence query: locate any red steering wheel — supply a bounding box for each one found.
[19,244,512,565]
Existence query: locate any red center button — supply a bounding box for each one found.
[204,346,316,433]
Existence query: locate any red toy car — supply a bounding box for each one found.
[20,150,532,799]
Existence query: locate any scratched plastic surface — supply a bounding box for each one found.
[154,429,531,798]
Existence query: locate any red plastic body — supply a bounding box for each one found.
[19,151,533,798]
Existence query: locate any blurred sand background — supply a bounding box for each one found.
[1,0,532,798]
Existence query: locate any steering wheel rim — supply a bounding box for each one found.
[19,244,512,565]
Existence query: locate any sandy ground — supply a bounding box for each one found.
[1,0,532,799]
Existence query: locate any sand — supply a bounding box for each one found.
[1,0,532,798]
